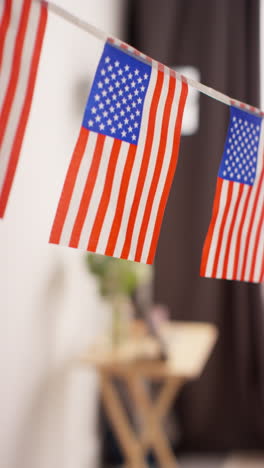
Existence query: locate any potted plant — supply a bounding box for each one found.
[85,253,152,346]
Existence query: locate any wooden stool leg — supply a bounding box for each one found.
[155,378,183,419]
[100,373,148,468]
[127,376,180,468]
[142,378,184,449]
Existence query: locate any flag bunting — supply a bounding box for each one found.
[49,40,188,264]
[1,1,263,282]
[0,0,47,217]
[200,106,264,283]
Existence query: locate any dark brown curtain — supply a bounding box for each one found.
[127,0,264,451]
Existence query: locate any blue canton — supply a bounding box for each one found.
[82,42,151,145]
[218,106,261,186]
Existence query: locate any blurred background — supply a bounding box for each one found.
[0,1,264,467]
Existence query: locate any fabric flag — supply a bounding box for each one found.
[50,40,188,263]
[201,106,264,283]
[0,0,47,217]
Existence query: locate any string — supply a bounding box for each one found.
[44,1,264,117]
[45,1,108,42]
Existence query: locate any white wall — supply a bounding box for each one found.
[0,2,125,468]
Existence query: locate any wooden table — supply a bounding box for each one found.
[78,321,218,468]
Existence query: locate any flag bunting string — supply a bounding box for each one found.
[44,0,264,117]
[1,0,263,281]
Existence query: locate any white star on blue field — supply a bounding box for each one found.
[218,106,261,186]
[82,42,151,145]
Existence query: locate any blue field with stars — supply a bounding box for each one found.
[82,42,151,145]
[218,106,261,186]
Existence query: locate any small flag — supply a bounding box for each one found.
[201,106,264,283]
[0,0,47,217]
[50,40,188,263]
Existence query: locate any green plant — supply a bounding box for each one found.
[85,253,152,299]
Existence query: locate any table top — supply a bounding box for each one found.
[77,321,218,380]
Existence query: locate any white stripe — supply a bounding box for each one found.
[59,131,97,245]
[244,174,264,281]
[0,1,24,110]
[227,123,264,280]
[128,69,169,260]
[236,126,264,279]
[226,184,249,278]
[78,136,114,249]
[252,212,264,282]
[112,38,121,48]
[127,45,136,54]
[204,181,229,277]
[215,183,240,277]
[95,141,130,253]
[253,146,264,282]
[0,1,41,191]
[126,44,148,61]
[236,181,261,279]
[138,51,148,60]
[112,64,158,258]
[140,76,182,263]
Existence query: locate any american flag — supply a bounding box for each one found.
[0,0,47,217]
[201,106,264,283]
[50,40,188,263]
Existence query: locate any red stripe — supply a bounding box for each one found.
[0,3,47,217]
[211,182,234,277]
[87,139,122,251]
[120,69,164,259]
[69,134,106,248]
[200,179,224,277]
[49,128,89,244]
[146,80,188,264]
[121,43,129,50]
[104,144,137,256]
[0,0,31,144]
[232,186,252,279]
[249,193,264,282]
[240,172,263,280]
[261,250,264,282]
[107,38,151,66]
[0,0,12,68]
[222,184,244,278]
[134,75,176,262]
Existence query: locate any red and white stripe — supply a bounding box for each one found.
[201,119,264,283]
[108,37,152,64]
[50,49,188,264]
[0,0,47,217]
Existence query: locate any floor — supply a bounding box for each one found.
[108,453,264,467]
[179,453,264,468]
